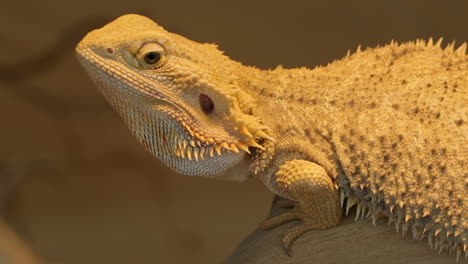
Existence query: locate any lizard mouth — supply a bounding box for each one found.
[149,103,244,161]
[113,99,247,175]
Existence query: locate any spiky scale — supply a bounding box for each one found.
[187,147,194,160]
[411,225,419,239]
[402,223,410,237]
[200,147,206,159]
[237,142,250,154]
[193,147,199,161]
[428,234,434,248]
[214,145,222,155]
[405,215,412,222]
[422,210,430,217]
[247,139,264,149]
[346,198,357,215]
[456,248,461,262]
[339,189,345,208]
[208,147,214,157]
[229,143,239,153]
[456,43,467,55]
[355,205,362,221]
[189,140,196,147]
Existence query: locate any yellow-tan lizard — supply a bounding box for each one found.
[76,14,467,260]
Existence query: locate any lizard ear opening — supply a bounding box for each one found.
[199,93,214,114]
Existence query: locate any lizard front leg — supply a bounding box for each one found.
[259,159,342,255]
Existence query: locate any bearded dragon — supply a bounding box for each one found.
[76,14,467,260]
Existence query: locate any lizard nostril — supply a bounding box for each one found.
[106,47,115,54]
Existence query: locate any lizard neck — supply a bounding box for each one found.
[237,65,344,182]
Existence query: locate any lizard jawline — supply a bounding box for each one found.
[103,88,246,176]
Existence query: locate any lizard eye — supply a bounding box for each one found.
[136,42,165,68]
[144,52,161,64]
[199,94,214,114]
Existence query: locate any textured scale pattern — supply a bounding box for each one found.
[250,39,467,258]
[76,14,467,260]
[251,40,467,257]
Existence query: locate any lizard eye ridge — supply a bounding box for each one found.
[144,51,161,64]
[136,42,165,68]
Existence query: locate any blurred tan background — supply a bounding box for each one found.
[0,0,467,263]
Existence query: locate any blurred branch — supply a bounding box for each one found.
[0,160,45,264]
[0,219,44,264]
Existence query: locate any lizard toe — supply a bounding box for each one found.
[282,219,324,257]
[274,199,295,209]
[259,208,305,230]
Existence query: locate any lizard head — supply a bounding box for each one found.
[76,14,272,178]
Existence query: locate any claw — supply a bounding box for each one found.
[284,244,293,257]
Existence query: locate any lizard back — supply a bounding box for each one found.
[253,39,467,253]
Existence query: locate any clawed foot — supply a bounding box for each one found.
[259,202,326,256]
[259,160,342,256]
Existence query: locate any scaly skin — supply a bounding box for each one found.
[76,14,467,260]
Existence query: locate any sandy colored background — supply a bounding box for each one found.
[0,0,467,263]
